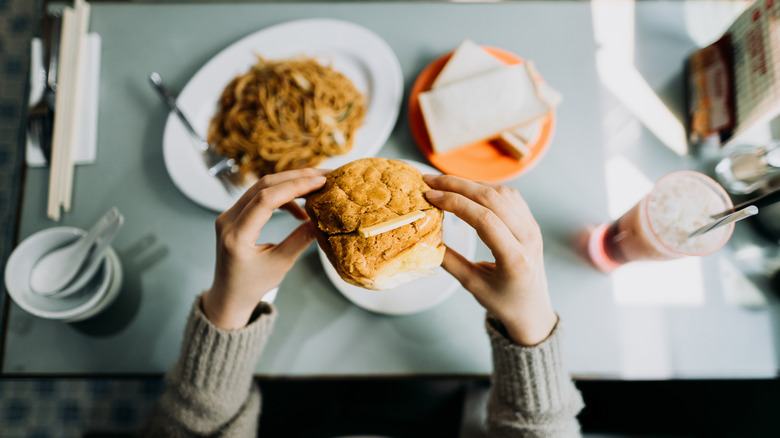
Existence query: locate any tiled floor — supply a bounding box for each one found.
[0,378,163,437]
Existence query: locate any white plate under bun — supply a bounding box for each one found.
[317,159,478,315]
[4,227,119,321]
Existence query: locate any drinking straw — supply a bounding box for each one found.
[712,186,780,219]
[688,205,758,238]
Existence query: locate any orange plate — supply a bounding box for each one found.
[408,46,555,182]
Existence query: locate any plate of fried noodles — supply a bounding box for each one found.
[161,19,403,212]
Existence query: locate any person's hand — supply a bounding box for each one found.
[202,168,329,330]
[423,174,557,346]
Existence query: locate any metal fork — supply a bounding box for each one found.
[148,72,243,196]
[27,13,61,163]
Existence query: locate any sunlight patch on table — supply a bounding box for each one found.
[603,107,642,154]
[617,309,673,378]
[612,257,706,306]
[591,0,635,60]
[605,155,653,220]
[683,1,749,47]
[717,255,769,308]
[591,0,688,157]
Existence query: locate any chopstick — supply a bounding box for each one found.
[46,7,73,221]
[62,0,90,212]
[47,0,90,220]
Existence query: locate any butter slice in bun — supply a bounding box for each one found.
[305,158,446,290]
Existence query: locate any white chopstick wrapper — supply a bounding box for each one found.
[26,34,101,167]
[47,0,91,221]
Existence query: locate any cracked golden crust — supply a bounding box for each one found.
[327,208,444,287]
[305,158,445,290]
[305,158,436,234]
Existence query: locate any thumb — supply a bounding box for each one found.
[272,221,317,263]
[441,246,484,293]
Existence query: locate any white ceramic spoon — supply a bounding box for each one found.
[47,216,124,298]
[29,207,124,295]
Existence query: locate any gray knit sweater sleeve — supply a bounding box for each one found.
[143,297,581,437]
[486,315,584,437]
[142,296,276,437]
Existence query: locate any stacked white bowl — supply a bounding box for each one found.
[4,227,123,322]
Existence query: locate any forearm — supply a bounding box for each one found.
[143,295,276,437]
[487,315,584,438]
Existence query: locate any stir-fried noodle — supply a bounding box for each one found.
[208,55,366,179]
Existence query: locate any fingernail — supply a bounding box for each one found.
[426,190,443,199]
[423,174,436,183]
[313,176,327,184]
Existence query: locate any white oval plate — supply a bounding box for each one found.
[317,160,477,315]
[162,18,404,212]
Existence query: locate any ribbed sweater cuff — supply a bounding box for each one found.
[177,296,275,391]
[162,296,276,433]
[486,315,582,418]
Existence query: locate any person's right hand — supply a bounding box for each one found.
[202,168,329,330]
[423,174,558,346]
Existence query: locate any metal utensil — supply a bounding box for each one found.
[148,72,243,195]
[27,13,61,163]
[715,142,780,195]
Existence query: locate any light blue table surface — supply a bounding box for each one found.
[5,1,779,378]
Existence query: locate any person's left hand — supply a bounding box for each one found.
[202,168,329,330]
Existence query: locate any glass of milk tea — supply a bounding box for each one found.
[587,171,734,272]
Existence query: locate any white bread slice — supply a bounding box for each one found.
[420,64,550,154]
[432,40,505,88]
[425,42,560,156]
[494,131,531,160]
[513,117,544,145]
[525,61,563,108]
[493,117,546,159]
